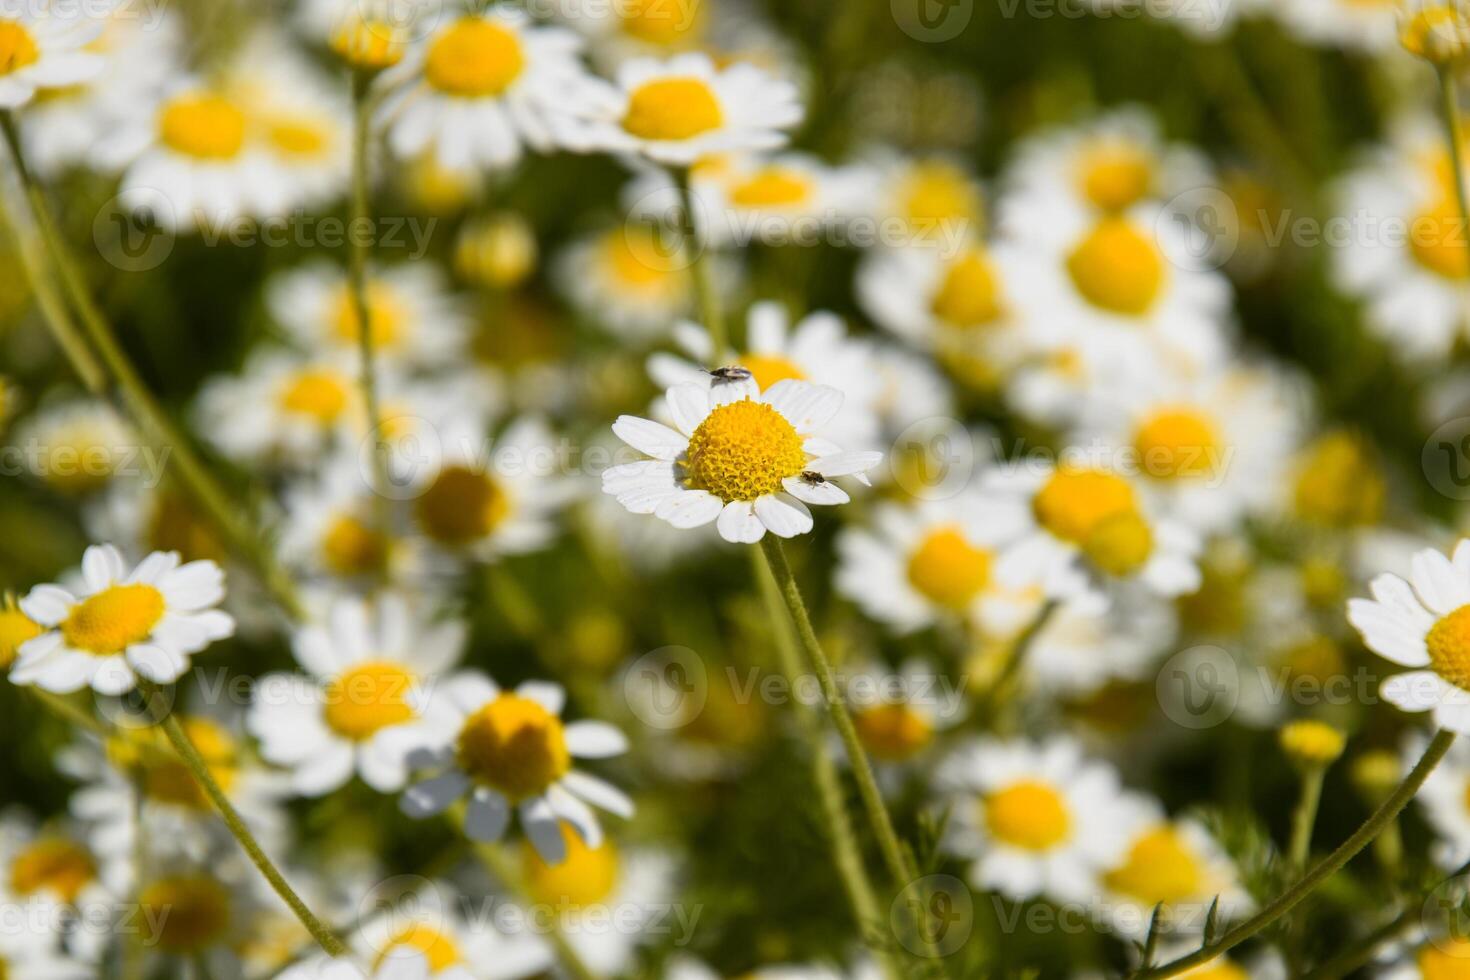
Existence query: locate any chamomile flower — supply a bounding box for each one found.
[11,544,234,694]
[605,376,883,543]
[935,736,1133,902]
[0,3,102,110]
[249,592,465,796]
[395,671,634,864]
[13,399,135,496]
[843,659,965,771]
[553,0,709,66]
[554,222,699,341]
[0,811,115,957]
[124,851,279,976]
[278,460,413,584]
[195,349,363,466]
[379,8,597,172]
[1349,540,1470,733]
[694,152,876,248]
[1024,588,1178,698]
[0,595,42,672]
[866,153,986,249]
[0,924,90,980]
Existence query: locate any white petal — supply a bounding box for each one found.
[809,451,884,478]
[128,551,180,586]
[519,796,566,863]
[782,475,849,506]
[399,771,469,819]
[464,789,511,842]
[292,743,356,796]
[515,681,565,715]
[1380,670,1445,713]
[83,545,126,592]
[563,721,628,758]
[547,783,602,849]
[762,380,843,434]
[655,489,724,528]
[754,493,813,538]
[666,383,714,435]
[90,658,137,696]
[21,585,75,626]
[716,500,765,543]
[126,643,188,683]
[611,416,688,461]
[560,770,635,818]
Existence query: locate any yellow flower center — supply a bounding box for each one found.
[330,281,407,350]
[984,780,1071,850]
[1133,407,1221,480]
[1034,466,1152,575]
[1066,216,1165,315]
[1078,144,1155,212]
[425,18,525,97]
[266,116,331,158]
[1279,719,1346,766]
[906,526,993,610]
[1180,962,1249,980]
[602,227,683,292]
[0,20,39,77]
[522,823,620,907]
[456,693,570,799]
[684,398,807,503]
[0,603,42,669]
[899,160,983,233]
[852,703,934,762]
[931,250,1004,328]
[1428,605,1470,692]
[1403,7,1468,63]
[729,167,813,209]
[139,875,231,953]
[1421,938,1470,980]
[1411,198,1470,280]
[9,839,95,902]
[147,489,227,563]
[330,16,406,70]
[414,465,511,545]
[34,430,117,494]
[321,514,391,578]
[1104,826,1203,903]
[380,924,462,970]
[738,353,806,389]
[323,662,418,741]
[60,584,165,656]
[158,94,247,160]
[622,77,723,142]
[137,717,239,809]
[1292,432,1385,528]
[621,0,704,45]
[278,369,351,424]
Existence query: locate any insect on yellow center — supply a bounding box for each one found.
[139,875,232,953]
[61,584,165,656]
[729,167,813,209]
[622,77,723,142]
[158,94,247,160]
[621,0,704,45]
[684,398,807,503]
[322,514,391,578]
[1078,144,1155,212]
[323,662,418,741]
[852,703,934,762]
[1066,216,1165,316]
[1104,826,1203,903]
[906,526,992,610]
[984,780,1070,850]
[10,839,95,902]
[0,20,39,76]
[1133,407,1221,480]
[931,250,1004,328]
[1428,605,1470,692]
[456,693,570,799]
[0,602,41,669]
[379,924,462,970]
[737,353,806,389]
[522,823,620,907]
[278,369,351,424]
[331,281,407,350]
[415,465,511,545]
[425,18,525,97]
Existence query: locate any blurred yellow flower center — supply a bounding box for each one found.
[1420,939,1470,980]
[1402,7,1467,63]
[331,282,407,349]
[900,161,982,232]
[35,429,117,494]
[622,0,704,45]
[853,703,933,762]
[932,250,1003,328]
[603,227,683,291]
[330,17,405,70]
[1181,962,1248,980]
[456,693,570,799]
[1279,719,1346,765]
[278,369,351,423]
[1104,826,1202,902]
[415,466,511,545]
[985,781,1070,850]
[0,603,41,669]
[137,717,239,809]
[10,839,95,902]
[159,94,247,160]
[906,526,992,609]
[266,116,330,158]
[622,78,723,141]
[1133,407,1221,480]
[324,662,417,740]
[1066,217,1164,315]
[1079,145,1154,211]
[523,823,620,907]
[738,353,806,389]
[1411,199,1470,280]
[684,398,806,503]
[1428,605,1470,692]
[380,924,462,970]
[425,18,524,97]
[1082,510,1154,576]
[1292,432,1384,527]
[730,167,813,208]
[61,584,164,656]
[140,875,231,952]
[1034,466,1151,576]
[322,514,390,577]
[0,21,38,76]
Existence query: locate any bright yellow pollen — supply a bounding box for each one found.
[852,703,934,762]
[414,466,511,545]
[323,662,417,741]
[1419,938,1470,980]
[621,0,704,45]
[158,94,247,160]
[1411,199,1470,280]
[1133,407,1221,480]
[0,21,39,76]
[0,602,41,670]
[322,514,390,578]
[622,78,723,141]
[330,282,407,349]
[456,693,570,800]
[425,18,525,97]
[906,526,992,610]
[931,250,1004,328]
[1292,432,1385,528]
[684,398,807,503]
[1279,719,1346,766]
[1079,145,1155,212]
[1104,826,1203,903]
[136,717,239,809]
[380,924,462,971]
[139,875,231,953]
[984,781,1071,850]
[1428,605,1470,692]
[899,160,983,233]
[729,168,813,209]
[1066,216,1165,315]
[266,117,330,158]
[738,353,806,389]
[278,370,351,424]
[603,227,683,292]
[60,584,164,656]
[522,823,620,907]
[1033,466,1138,546]
[10,839,95,902]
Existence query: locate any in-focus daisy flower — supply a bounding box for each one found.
[396,672,633,864]
[554,223,697,341]
[14,399,135,496]
[1348,539,1470,733]
[195,350,363,466]
[935,737,1132,902]
[834,494,1040,636]
[11,544,234,694]
[1023,589,1178,698]
[267,261,470,368]
[0,4,102,110]
[249,592,466,796]
[379,8,598,172]
[604,375,883,543]
[568,52,802,166]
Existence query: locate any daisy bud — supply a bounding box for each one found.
[1350,750,1400,802]
[455,213,538,290]
[1279,720,1346,769]
[1402,4,1470,65]
[330,15,406,72]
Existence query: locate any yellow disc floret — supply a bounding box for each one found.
[415,466,511,545]
[1079,145,1155,212]
[425,18,524,97]
[683,398,806,503]
[331,281,406,350]
[1418,937,1470,980]
[139,875,231,953]
[853,703,934,762]
[330,16,406,70]
[729,167,813,209]
[456,693,570,799]
[931,250,1004,328]
[321,514,391,578]
[136,717,239,809]
[738,354,806,389]
[159,94,247,160]
[0,20,39,76]
[906,526,992,610]
[1134,407,1221,480]
[9,838,95,902]
[622,78,723,141]
[1104,826,1202,903]
[61,584,165,656]
[323,662,417,741]
[1066,216,1165,315]
[1279,719,1347,767]
[379,924,462,970]
[278,369,351,424]
[1428,605,1470,692]
[0,599,41,669]
[1411,199,1470,280]
[899,160,984,235]
[621,0,704,45]
[522,823,620,907]
[1033,466,1152,575]
[985,780,1071,850]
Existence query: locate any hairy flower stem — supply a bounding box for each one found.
[0,111,305,622]
[1436,68,1470,285]
[673,167,728,361]
[1137,728,1457,979]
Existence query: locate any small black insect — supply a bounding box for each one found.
[708,365,753,384]
[798,470,828,486]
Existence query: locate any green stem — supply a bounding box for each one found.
[985,599,1058,710]
[1288,766,1326,872]
[1137,729,1457,979]
[1437,67,1470,286]
[146,686,345,957]
[672,167,727,361]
